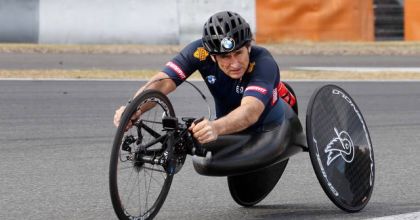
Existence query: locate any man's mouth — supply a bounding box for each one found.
[229,68,242,74]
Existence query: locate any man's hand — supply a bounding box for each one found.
[189,118,218,144]
[113,106,142,131]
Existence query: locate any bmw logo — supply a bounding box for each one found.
[207,75,216,84]
[221,37,235,51]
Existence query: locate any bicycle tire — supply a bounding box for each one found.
[109,90,175,220]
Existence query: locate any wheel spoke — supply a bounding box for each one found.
[123,164,137,211]
[143,167,165,185]
[142,166,166,173]
[145,166,150,213]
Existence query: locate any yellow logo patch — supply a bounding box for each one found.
[247,62,256,73]
[193,47,209,61]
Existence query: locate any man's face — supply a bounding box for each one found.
[213,46,250,79]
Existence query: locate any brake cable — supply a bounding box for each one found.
[144,77,212,120]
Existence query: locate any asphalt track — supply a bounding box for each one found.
[1,53,420,70]
[1,80,419,220]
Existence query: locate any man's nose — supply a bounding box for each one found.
[228,56,240,66]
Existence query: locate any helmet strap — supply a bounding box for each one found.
[210,54,218,64]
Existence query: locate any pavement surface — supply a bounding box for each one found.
[1,53,420,70]
[1,80,419,219]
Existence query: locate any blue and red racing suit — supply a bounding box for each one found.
[162,39,295,132]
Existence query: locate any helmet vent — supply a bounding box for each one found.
[216,26,223,35]
[210,27,216,35]
[231,20,236,29]
[234,32,239,42]
[225,23,230,33]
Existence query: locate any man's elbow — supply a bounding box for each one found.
[243,106,263,127]
[246,112,260,125]
[240,97,265,127]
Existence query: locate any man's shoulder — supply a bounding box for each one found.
[251,45,274,59]
[250,45,278,71]
[179,39,212,62]
[247,45,279,79]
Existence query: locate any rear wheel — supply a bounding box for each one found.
[306,85,374,212]
[109,90,175,220]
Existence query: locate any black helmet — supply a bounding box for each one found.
[202,11,252,54]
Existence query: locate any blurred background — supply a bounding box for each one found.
[1,1,420,220]
[0,0,418,45]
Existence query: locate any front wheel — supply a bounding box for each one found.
[109,90,176,220]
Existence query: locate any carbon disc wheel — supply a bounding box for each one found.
[306,85,375,212]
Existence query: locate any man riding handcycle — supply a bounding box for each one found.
[111,11,374,220]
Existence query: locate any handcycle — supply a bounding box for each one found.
[109,80,375,220]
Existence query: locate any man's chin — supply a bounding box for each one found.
[227,70,244,79]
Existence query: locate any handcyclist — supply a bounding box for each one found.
[113,10,296,144]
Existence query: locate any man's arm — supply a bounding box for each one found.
[213,96,264,135]
[190,96,265,144]
[113,72,176,128]
[134,72,177,97]
[114,39,202,128]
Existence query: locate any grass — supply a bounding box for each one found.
[1,41,419,80]
[1,41,420,55]
[0,44,182,54]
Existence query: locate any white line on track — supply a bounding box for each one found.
[366,211,420,220]
[292,67,420,72]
